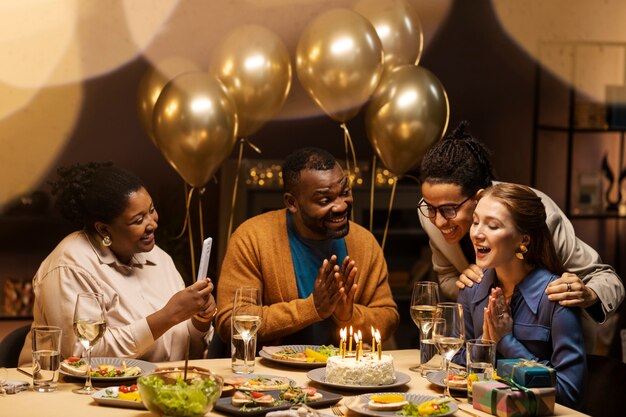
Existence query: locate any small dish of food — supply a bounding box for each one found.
[60,357,157,382]
[91,385,145,409]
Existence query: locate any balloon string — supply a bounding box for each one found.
[415,28,424,66]
[381,178,398,252]
[198,188,205,243]
[176,185,196,239]
[342,123,352,177]
[226,138,246,248]
[244,138,262,154]
[341,123,358,180]
[403,174,420,184]
[369,155,377,232]
[341,123,358,223]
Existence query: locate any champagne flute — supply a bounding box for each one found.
[232,287,262,374]
[433,302,465,398]
[72,292,106,394]
[409,281,439,372]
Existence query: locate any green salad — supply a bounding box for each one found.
[317,345,339,357]
[398,399,451,416]
[139,375,219,417]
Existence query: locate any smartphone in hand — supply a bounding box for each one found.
[197,237,212,281]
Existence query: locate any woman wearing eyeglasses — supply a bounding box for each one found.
[417,121,623,350]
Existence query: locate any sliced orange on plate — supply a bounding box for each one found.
[370,393,405,403]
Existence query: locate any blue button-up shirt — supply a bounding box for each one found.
[455,267,586,408]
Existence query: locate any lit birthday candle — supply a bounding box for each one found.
[375,330,382,360]
[371,326,375,354]
[348,326,353,354]
[354,333,360,361]
[338,328,343,357]
[340,328,347,359]
[357,330,363,357]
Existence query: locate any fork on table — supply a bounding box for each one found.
[331,405,344,416]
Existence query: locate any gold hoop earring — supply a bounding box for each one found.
[102,236,112,247]
[515,244,528,260]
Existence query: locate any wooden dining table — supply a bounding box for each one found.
[1,349,588,416]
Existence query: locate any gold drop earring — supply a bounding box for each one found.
[515,244,528,260]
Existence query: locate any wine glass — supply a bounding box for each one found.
[232,287,262,374]
[433,302,465,398]
[409,281,439,373]
[72,292,106,394]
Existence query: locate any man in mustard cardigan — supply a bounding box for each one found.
[216,147,399,346]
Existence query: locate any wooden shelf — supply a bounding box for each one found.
[531,41,625,274]
[537,125,626,133]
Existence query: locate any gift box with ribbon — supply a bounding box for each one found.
[472,380,555,417]
[497,359,556,388]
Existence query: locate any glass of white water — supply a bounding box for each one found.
[409,281,440,373]
[231,318,257,374]
[232,287,262,374]
[72,292,106,394]
[466,339,496,403]
[419,317,445,376]
[433,302,465,398]
[31,326,62,392]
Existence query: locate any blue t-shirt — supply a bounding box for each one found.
[283,212,348,345]
[287,211,348,298]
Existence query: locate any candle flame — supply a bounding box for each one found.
[354,332,360,361]
[348,326,353,354]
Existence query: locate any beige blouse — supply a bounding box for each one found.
[19,231,211,365]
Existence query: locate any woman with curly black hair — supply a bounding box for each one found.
[418,122,623,349]
[19,162,216,365]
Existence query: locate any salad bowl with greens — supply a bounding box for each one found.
[137,368,223,417]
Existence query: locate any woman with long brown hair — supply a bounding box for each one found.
[456,183,586,408]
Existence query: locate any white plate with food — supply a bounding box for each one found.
[346,392,458,417]
[306,368,411,391]
[425,369,468,391]
[91,385,146,409]
[259,345,338,368]
[60,357,157,382]
[222,374,296,391]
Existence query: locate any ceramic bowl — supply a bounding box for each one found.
[137,368,223,416]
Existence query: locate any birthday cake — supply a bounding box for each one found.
[325,353,395,386]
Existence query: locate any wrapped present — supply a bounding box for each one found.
[472,380,555,417]
[497,359,556,388]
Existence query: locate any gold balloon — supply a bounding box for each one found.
[210,25,292,138]
[153,72,238,188]
[296,8,384,122]
[353,0,424,70]
[137,57,200,145]
[365,65,449,176]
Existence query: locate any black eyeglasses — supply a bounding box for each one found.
[417,195,473,220]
